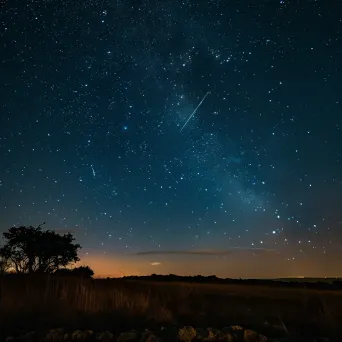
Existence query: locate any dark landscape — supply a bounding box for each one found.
[0,226,341,341]
[1,273,342,341]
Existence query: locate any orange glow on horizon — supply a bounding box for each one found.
[77,250,341,279]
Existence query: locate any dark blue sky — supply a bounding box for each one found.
[1,0,341,277]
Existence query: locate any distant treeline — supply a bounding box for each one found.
[122,274,342,290]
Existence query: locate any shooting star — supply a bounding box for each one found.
[180,91,210,132]
[90,165,96,179]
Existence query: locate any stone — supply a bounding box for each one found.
[217,328,235,342]
[140,331,161,342]
[70,330,94,340]
[117,331,140,342]
[178,326,197,342]
[96,331,115,342]
[218,326,243,342]
[243,329,267,342]
[211,328,223,340]
[45,328,65,341]
[5,331,36,342]
[207,328,219,340]
[145,335,162,342]
[140,330,151,342]
[231,326,244,331]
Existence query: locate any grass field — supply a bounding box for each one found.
[1,275,341,340]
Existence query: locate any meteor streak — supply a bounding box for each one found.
[180,91,210,132]
[90,165,96,178]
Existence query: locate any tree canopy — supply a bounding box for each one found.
[0,223,81,274]
[54,265,94,278]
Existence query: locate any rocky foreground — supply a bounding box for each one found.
[4,325,329,342]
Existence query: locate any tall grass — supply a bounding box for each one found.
[0,274,341,338]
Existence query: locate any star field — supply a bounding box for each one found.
[1,0,342,277]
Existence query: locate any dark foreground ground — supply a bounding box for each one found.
[1,275,341,341]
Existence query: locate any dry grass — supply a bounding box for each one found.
[1,275,342,339]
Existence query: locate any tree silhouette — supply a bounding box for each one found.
[54,266,94,278]
[0,223,81,273]
[71,266,94,278]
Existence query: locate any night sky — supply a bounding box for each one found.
[1,0,342,278]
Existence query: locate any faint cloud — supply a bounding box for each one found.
[135,248,277,256]
[150,262,161,266]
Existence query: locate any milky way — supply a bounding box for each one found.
[1,0,342,277]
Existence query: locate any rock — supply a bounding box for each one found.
[196,328,220,341]
[140,329,162,342]
[45,328,65,341]
[244,330,258,342]
[145,335,162,342]
[96,331,115,342]
[207,328,221,340]
[178,326,196,342]
[4,326,270,342]
[206,328,220,341]
[243,329,267,342]
[69,330,94,340]
[231,326,244,331]
[71,330,83,340]
[218,326,243,342]
[117,331,140,342]
[217,328,235,342]
[5,331,37,342]
[140,330,152,342]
